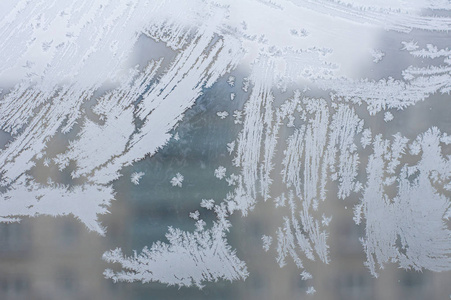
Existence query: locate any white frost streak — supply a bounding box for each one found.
[359,128,451,276]
[276,192,315,269]
[323,44,451,115]
[0,175,113,235]
[292,0,451,32]
[55,60,162,181]
[327,105,363,199]
[0,2,243,237]
[0,86,94,186]
[94,31,242,184]
[232,57,275,214]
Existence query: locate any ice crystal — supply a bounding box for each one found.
[189,210,200,220]
[227,76,235,87]
[200,199,215,210]
[370,49,385,63]
[170,173,184,188]
[306,286,316,295]
[384,112,394,122]
[216,111,229,119]
[301,271,312,280]
[130,172,145,185]
[214,166,227,180]
[227,141,236,155]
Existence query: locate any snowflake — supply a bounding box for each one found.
[286,115,295,127]
[227,75,235,87]
[200,199,215,210]
[242,77,249,92]
[131,172,145,185]
[195,219,206,231]
[306,286,316,295]
[300,28,309,37]
[214,166,227,179]
[189,210,200,220]
[401,40,419,51]
[360,128,372,149]
[233,110,243,124]
[217,111,229,119]
[301,271,312,280]
[370,49,385,63]
[321,214,332,226]
[227,141,235,155]
[384,111,394,122]
[43,158,51,167]
[226,174,239,186]
[274,194,286,207]
[170,173,184,187]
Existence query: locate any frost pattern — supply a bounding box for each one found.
[0,0,242,236]
[0,0,450,293]
[103,205,248,288]
[358,128,451,276]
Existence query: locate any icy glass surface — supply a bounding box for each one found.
[0,1,450,299]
